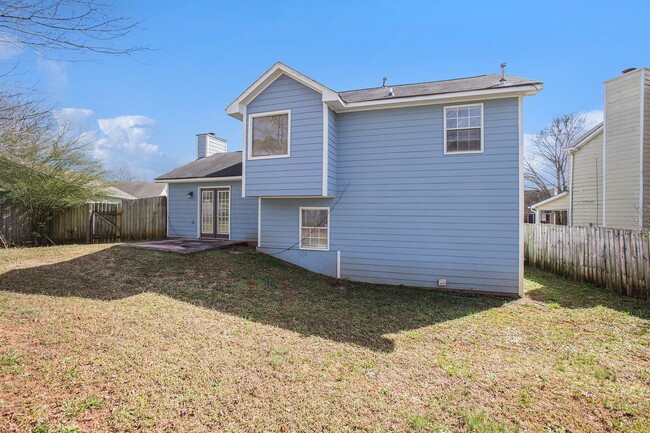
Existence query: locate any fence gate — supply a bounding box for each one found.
[90,202,121,243]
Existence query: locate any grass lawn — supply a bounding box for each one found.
[1,244,649,433]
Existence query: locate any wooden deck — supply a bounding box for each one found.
[123,238,246,254]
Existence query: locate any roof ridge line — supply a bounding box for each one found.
[338,74,494,94]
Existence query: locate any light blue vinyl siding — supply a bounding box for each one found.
[245,75,324,196]
[167,181,257,241]
[327,109,337,196]
[257,98,521,294]
[258,198,337,275]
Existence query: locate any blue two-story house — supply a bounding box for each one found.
[157,62,542,296]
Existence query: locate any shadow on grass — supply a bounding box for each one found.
[525,267,650,320]
[0,245,513,352]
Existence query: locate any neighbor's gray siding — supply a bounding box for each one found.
[258,98,522,294]
[328,108,337,196]
[604,70,643,230]
[167,181,257,241]
[571,132,604,227]
[245,75,324,196]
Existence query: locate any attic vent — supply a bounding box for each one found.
[621,67,636,74]
[500,62,507,83]
[382,76,387,88]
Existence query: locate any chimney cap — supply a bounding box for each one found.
[621,67,636,74]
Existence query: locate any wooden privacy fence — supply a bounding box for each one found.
[525,224,650,300]
[1,196,166,246]
[121,196,167,241]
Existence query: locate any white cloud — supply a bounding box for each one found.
[93,115,164,180]
[579,109,604,128]
[55,108,94,130]
[56,109,179,181]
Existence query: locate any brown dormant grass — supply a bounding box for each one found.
[1,244,648,432]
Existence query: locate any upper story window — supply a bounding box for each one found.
[444,104,483,154]
[248,110,291,160]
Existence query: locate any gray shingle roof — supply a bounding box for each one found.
[113,181,167,198]
[338,74,542,103]
[156,152,242,181]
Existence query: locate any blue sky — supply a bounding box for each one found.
[3,0,649,179]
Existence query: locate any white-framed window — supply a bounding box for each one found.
[299,207,329,250]
[247,110,291,160]
[443,103,484,154]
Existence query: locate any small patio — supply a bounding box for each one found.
[123,238,246,254]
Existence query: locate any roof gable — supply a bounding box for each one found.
[226,62,341,120]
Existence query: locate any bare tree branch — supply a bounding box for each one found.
[0,0,148,60]
[525,113,587,199]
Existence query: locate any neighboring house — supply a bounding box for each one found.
[530,191,568,225]
[99,186,137,203]
[524,189,547,223]
[157,62,543,295]
[97,182,167,203]
[531,67,650,230]
[112,181,168,199]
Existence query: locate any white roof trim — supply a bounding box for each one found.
[226,62,543,120]
[530,191,569,210]
[226,62,341,120]
[155,176,242,184]
[566,123,604,153]
[334,84,543,113]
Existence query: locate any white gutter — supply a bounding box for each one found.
[332,84,543,113]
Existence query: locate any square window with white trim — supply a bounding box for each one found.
[300,207,329,250]
[249,111,290,159]
[444,104,483,153]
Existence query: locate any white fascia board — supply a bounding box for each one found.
[156,176,242,184]
[327,84,543,114]
[226,62,339,120]
[566,125,604,154]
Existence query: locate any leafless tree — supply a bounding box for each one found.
[0,0,146,60]
[524,113,587,199]
[107,166,144,182]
